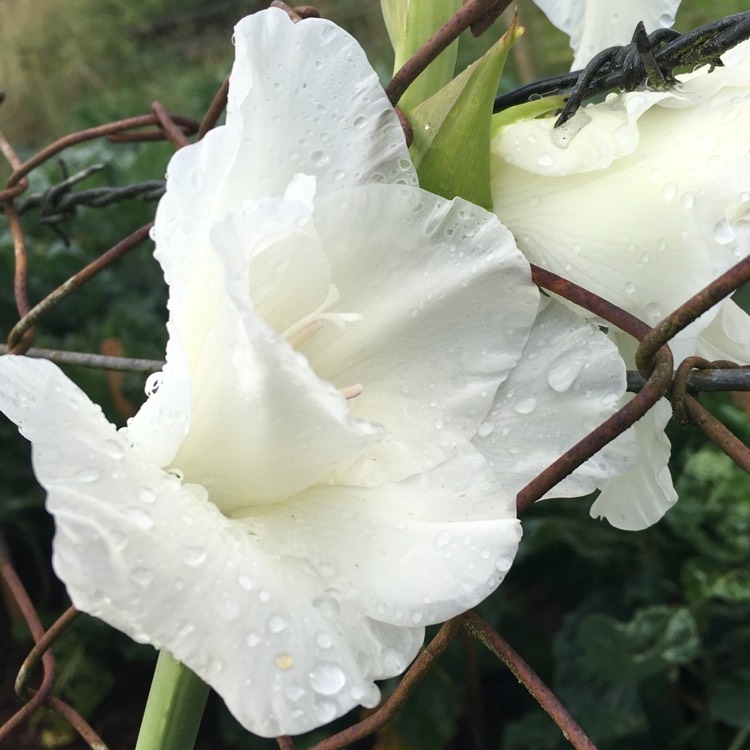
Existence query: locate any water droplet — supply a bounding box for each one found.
[547,356,585,392]
[138,487,156,504]
[219,599,240,621]
[310,662,346,695]
[314,700,337,723]
[130,566,154,586]
[433,418,445,430]
[316,632,333,649]
[237,574,255,591]
[513,397,537,415]
[127,507,154,530]
[144,372,163,398]
[275,652,294,670]
[662,183,677,200]
[259,590,272,603]
[310,149,330,167]
[75,467,100,482]
[477,422,494,438]
[624,281,636,295]
[434,530,452,548]
[285,684,306,701]
[175,621,195,638]
[268,614,289,633]
[536,153,555,168]
[380,647,407,673]
[712,219,734,245]
[149,225,157,241]
[680,192,695,210]
[246,632,261,647]
[313,595,341,619]
[183,547,207,567]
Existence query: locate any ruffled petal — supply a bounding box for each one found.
[696,299,750,365]
[473,298,636,498]
[492,46,750,339]
[589,398,677,529]
[532,0,680,69]
[298,184,537,486]
[0,355,516,737]
[227,9,416,197]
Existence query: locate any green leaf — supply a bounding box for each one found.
[709,672,750,728]
[578,607,700,681]
[381,0,462,112]
[409,18,523,209]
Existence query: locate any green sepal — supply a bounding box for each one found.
[381,0,462,112]
[409,18,523,210]
[490,95,569,137]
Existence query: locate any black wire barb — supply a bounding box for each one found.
[493,11,750,126]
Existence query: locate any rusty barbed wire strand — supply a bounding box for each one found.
[276,735,296,749]
[198,75,231,140]
[16,606,79,698]
[462,612,597,750]
[6,222,153,353]
[308,618,463,750]
[0,344,165,373]
[518,265,675,513]
[1,114,198,199]
[0,129,29,202]
[636,255,750,376]
[385,0,513,106]
[0,541,56,741]
[0,549,107,748]
[151,101,191,149]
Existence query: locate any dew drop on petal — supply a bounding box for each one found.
[237,574,255,591]
[127,506,154,530]
[316,632,333,649]
[268,614,289,633]
[434,530,452,548]
[477,422,494,438]
[547,356,586,392]
[275,653,294,670]
[137,487,156,504]
[310,149,330,167]
[144,372,163,398]
[75,467,100,482]
[513,397,537,415]
[712,219,735,245]
[285,684,306,702]
[624,281,636,295]
[313,595,341,619]
[310,662,346,696]
[130,566,154,587]
[103,439,124,460]
[183,547,208,567]
[314,700,338,724]
[536,153,555,168]
[245,632,261,647]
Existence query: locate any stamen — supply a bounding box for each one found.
[281,283,362,344]
[340,383,364,400]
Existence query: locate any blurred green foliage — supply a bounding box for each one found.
[1,1,749,749]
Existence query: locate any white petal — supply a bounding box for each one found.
[227,9,416,196]
[696,299,750,366]
[492,50,750,338]
[590,398,677,529]
[532,0,680,69]
[297,185,538,486]
[0,355,516,737]
[473,298,636,498]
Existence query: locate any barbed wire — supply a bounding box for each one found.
[493,11,750,124]
[1,1,749,749]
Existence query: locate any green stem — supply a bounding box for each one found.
[135,650,211,750]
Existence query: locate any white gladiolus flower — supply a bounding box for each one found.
[491,39,750,528]
[0,9,634,737]
[532,0,681,69]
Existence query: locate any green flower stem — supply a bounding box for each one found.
[135,650,211,750]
